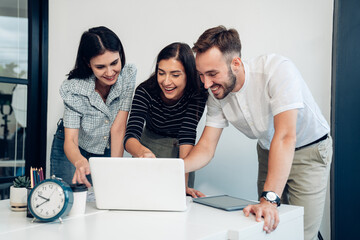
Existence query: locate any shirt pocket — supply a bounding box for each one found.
[81,111,104,132]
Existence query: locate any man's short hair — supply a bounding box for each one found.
[192,25,242,58]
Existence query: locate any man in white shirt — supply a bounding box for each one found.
[184,26,332,240]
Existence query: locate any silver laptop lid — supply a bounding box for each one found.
[89,157,187,211]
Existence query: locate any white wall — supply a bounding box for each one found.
[48,0,333,238]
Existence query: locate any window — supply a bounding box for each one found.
[0,0,28,80]
[0,83,26,174]
[0,0,48,200]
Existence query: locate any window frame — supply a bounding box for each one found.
[0,0,48,183]
[331,0,360,239]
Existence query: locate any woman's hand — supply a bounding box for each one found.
[186,187,206,198]
[72,158,92,188]
[139,150,156,158]
[64,128,92,187]
[125,138,156,158]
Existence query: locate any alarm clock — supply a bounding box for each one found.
[28,176,74,222]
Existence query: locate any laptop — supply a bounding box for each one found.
[89,157,187,211]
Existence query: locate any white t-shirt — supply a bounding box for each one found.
[206,54,329,150]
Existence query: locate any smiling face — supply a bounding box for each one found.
[196,47,241,99]
[157,58,187,103]
[89,50,122,88]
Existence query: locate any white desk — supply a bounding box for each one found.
[0,198,303,240]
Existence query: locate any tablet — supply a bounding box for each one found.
[192,195,258,211]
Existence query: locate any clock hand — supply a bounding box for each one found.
[36,199,49,208]
[43,186,58,203]
[47,187,57,200]
[38,195,50,201]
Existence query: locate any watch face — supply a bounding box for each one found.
[29,180,66,220]
[266,192,277,201]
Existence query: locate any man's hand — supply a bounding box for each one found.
[186,187,206,198]
[243,198,280,233]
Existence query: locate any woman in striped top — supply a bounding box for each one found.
[124,42,208,197]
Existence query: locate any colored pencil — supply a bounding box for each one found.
[39,167,44,181]
[30,167,34,188]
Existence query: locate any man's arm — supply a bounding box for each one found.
[243,109,297,233]
[184,126,223,173]
[179,144,206,198]
[264,109,297,195]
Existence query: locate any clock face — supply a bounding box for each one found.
[29,180,67,220]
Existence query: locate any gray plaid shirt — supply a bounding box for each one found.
[60,64,137,154]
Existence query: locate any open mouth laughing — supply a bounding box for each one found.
[210,84,221,95]
[163,86,177,94]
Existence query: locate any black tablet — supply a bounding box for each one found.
[192,195,258,211]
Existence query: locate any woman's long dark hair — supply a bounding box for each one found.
[140,42,207,99]
[67,26,126,80]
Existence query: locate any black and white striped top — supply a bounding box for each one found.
[124,85,206,146]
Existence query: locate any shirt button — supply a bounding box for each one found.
[103,136,108,140]
[105,120,109,124]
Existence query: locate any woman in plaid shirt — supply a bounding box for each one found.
[50,26,136,188]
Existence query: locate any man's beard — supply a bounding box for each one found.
[215,67,236,99]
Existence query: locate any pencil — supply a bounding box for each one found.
[36,168,40,185]
[30,167,33,188]
[39,167,44,181]
[37,168,41,183]
[33,168,37,186]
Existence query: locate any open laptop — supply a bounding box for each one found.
[89,157,187,211]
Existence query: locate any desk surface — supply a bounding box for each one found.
[0,198,303,240]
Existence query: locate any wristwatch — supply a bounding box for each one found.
[261,191,281,207]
